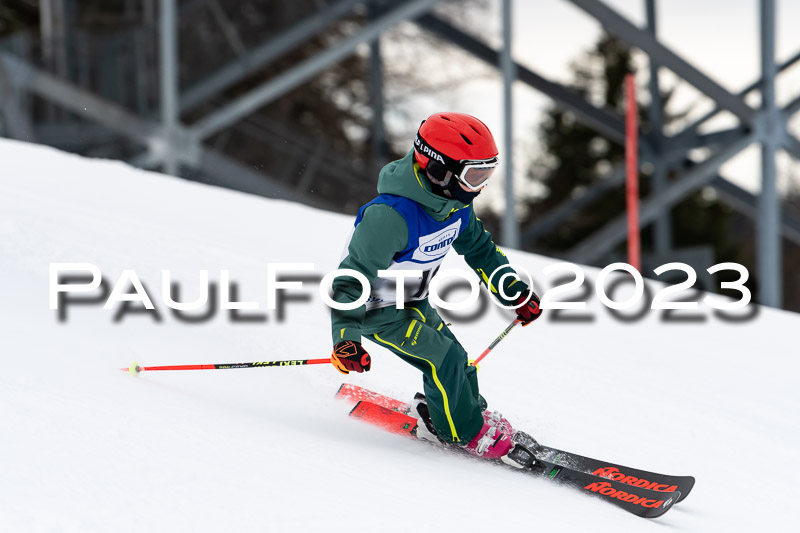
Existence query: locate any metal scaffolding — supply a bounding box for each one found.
[0,0,798,308]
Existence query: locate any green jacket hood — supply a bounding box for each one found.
[376,150,471,221]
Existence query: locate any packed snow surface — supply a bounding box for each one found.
[1,138,798,532]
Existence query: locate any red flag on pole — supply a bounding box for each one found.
[625,73,641,272]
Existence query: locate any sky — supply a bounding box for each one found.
[398,0,800,214]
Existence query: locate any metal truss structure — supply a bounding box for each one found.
[0,0,798,307]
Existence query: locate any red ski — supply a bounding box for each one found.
[348,401,418,437]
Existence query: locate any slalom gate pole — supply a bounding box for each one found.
[121,358,330,374]
[625,72,641,272]
[470,318,520,367]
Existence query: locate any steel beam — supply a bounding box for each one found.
[189,0,442,141]
[521,123,748,246]
[128,149,164,170]
[0,52,330,208]
[501,0,520,249]
[368,1,386,175]
[565,132,756,263]
[711,176,800,247]
[645,0,672,257]
[0,54,35,141]
[180,0,365,112]
[1,53,156,140]
[758,0,781,307]
[35,123,111,147]
[677,48,800,137]
[521,123,751,247]
[39,0,68,81]
[784,94,800,118]
[205,0,247,57]
[160,0,179,175]
[197,148,337,210]
[782,133,800,161]
[568,0,755,124]
[369,37,385,173]
[416,13,630,148]
[661,126,751,158]
[522,166,626,245]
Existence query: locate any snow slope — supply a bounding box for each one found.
[1,138,798,532]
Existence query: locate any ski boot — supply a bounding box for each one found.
[412,393,533,468]
[462,410,514,460]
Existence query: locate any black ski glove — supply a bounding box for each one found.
[514,291,542,326]
[331,341,372,374]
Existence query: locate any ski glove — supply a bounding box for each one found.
[514,291,542,326]
[331,341,371,374]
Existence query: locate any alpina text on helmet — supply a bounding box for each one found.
[414,134,445,164]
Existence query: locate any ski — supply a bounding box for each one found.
[339,384,409,412]
[344,397,679,519]
[348,400,417,437]
[336,384,694,502]
[530,454,680,518]
[337,383,414,412]
[535,443,694,503]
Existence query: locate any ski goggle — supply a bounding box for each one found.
[453,157,499,191]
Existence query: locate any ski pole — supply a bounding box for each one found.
[470,318,520,367]
[121,358,330,375]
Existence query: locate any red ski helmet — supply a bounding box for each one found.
[413,112,499,191]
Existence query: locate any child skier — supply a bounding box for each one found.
[329,112,541,462]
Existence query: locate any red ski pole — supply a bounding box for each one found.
[470,318,520,367]
[122,358,330,375]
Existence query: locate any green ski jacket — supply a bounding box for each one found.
[331,150,527,344]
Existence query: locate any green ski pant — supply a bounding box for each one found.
[366,303,485,444]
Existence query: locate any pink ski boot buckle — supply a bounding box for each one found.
[464,410,514,459]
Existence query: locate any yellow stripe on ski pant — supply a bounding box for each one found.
[405,306,426,323]
[373,333,459,442]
